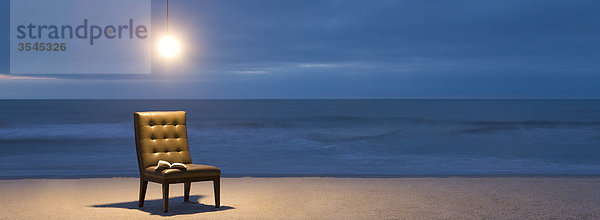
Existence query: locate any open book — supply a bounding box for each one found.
[155,160,187,171]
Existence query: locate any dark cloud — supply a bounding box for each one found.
[181,0,599,65]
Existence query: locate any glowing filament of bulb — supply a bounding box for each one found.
[158,35,180,58]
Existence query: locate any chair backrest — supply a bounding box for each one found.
[134,111,192,173]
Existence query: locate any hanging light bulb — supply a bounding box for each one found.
[158,0,180,58]
[158,35,180,58]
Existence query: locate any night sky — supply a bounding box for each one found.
[1,0,599,98]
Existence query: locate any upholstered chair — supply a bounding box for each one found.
[134,111,221,213]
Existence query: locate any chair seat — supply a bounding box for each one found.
[145,164,221,179]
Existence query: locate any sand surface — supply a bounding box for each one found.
[1,177,599,219]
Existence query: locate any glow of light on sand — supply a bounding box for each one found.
[158,35,181,58]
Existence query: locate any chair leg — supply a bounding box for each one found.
[213,177,220,208]
[162,183,169,213]
[138,179,148,207]
[184,182,191,202]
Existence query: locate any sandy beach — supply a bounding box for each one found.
[0,177,599,219]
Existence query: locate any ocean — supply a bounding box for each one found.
[0,99,599,179]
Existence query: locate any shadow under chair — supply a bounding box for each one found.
[134,111,221,213]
